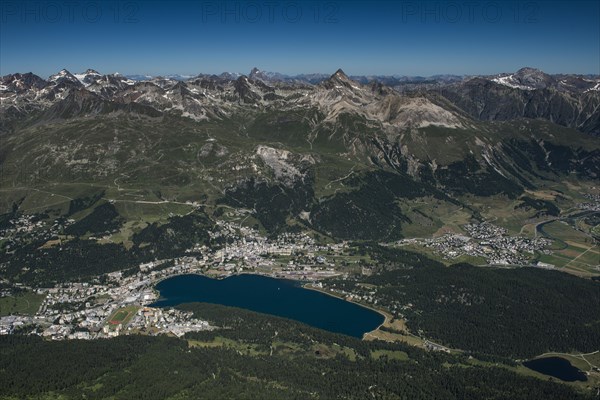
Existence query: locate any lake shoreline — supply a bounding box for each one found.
[301,283,390,340]
[152,273,383,338]
[523,356,588,382]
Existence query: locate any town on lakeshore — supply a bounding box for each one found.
[1,196,599,341]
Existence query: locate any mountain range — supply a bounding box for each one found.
[1,66,599,240]
[2,66,598,135]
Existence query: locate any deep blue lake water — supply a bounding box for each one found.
[523,357,587,382]
[151,274,384,338]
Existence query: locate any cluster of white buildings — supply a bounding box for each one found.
[1,217,372,341]
[128,307,212,337]
[0,214,72,250]
[398,222,552,265]
[206,221,346,278]
[577,193,600,212]
[0,224,351,340]
[0,259,212,340]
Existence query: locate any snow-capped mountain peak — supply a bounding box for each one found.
[491,74,534,90]
[49,69,80,84]
[491,67,554,90]
[74,69,102,86]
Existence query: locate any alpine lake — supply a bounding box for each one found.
[523,357,588,382]
[151,274,384,339]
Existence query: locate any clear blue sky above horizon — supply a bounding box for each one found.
[1,0,599,77]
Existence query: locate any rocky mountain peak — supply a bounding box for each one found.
[512,67,554,89]
[320,68,355,90]
[249,67,267,82]
[248,67,283,83]
[49,69,82,86]
[332,68,349,81]
[1,72,48,92]
[50,68,73,78]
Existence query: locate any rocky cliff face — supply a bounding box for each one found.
[431,68,600,136]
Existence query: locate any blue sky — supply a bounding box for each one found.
[1,0,599,77]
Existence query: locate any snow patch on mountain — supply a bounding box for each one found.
[492,75,534,90]
[585,83,600,93]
